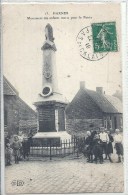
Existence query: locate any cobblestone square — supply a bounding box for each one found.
[5,156,124,194]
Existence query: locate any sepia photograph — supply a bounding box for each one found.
[2,3,124,194]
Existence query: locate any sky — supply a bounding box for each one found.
[3,3,122,109]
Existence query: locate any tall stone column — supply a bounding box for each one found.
[33,24,71,141]
[41,24,59,97]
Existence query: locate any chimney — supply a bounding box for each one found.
[96,87,103,95]
[80,81,86,90]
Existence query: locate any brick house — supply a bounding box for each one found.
[66,82,123,137]
[4,76,37,136]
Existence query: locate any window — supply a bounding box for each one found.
[107,116,112,130]
[109,119,112,129]
[120,117,123,128]
[104,119,107,129]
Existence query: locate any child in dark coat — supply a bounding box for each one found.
[22,137,30,160]
[5,143,13,166]
[84,131,93,162]
[12,136,22,164]
[92,134,103,164]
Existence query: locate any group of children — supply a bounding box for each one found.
[5,134,31,166]
[5,128,123,166]
[84,128,123,164]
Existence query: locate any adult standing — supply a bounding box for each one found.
[99,127,109,160]
[84,131,92,162]
[114,129,123,163]
[22,137,30,160]
[107,131,114,163]
[18,131,24,160]
[28,130,33,147]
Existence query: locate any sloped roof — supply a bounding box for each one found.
[17,96,37,116]
[4,76,19,96]
[4,76,37,115]
[105,95,123,113]
[86,89,122,113]
[67,88,122,114]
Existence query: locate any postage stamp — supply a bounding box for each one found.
[76,26,108,61]
[91,22,118,53]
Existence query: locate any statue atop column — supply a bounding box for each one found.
[42,24,56,51]
[45,24,54,42]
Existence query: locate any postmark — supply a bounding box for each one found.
[91,22,118,53]
[76,26,108,61]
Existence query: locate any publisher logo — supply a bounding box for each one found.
[11,180,24,186]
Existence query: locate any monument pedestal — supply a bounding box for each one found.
[33,99,71,145]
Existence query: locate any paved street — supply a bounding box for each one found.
[5,155,124,194]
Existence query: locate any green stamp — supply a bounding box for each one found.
[91,22,118,52]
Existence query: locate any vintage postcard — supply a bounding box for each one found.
[1,2,127,194]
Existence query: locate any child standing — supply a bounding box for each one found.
[12,136,22,164]
[114,129,123,163]
[93,134,103,164]
[5,143,13,166]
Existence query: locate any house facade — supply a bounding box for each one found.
[4,77,37,136]
[66,82,123,137]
